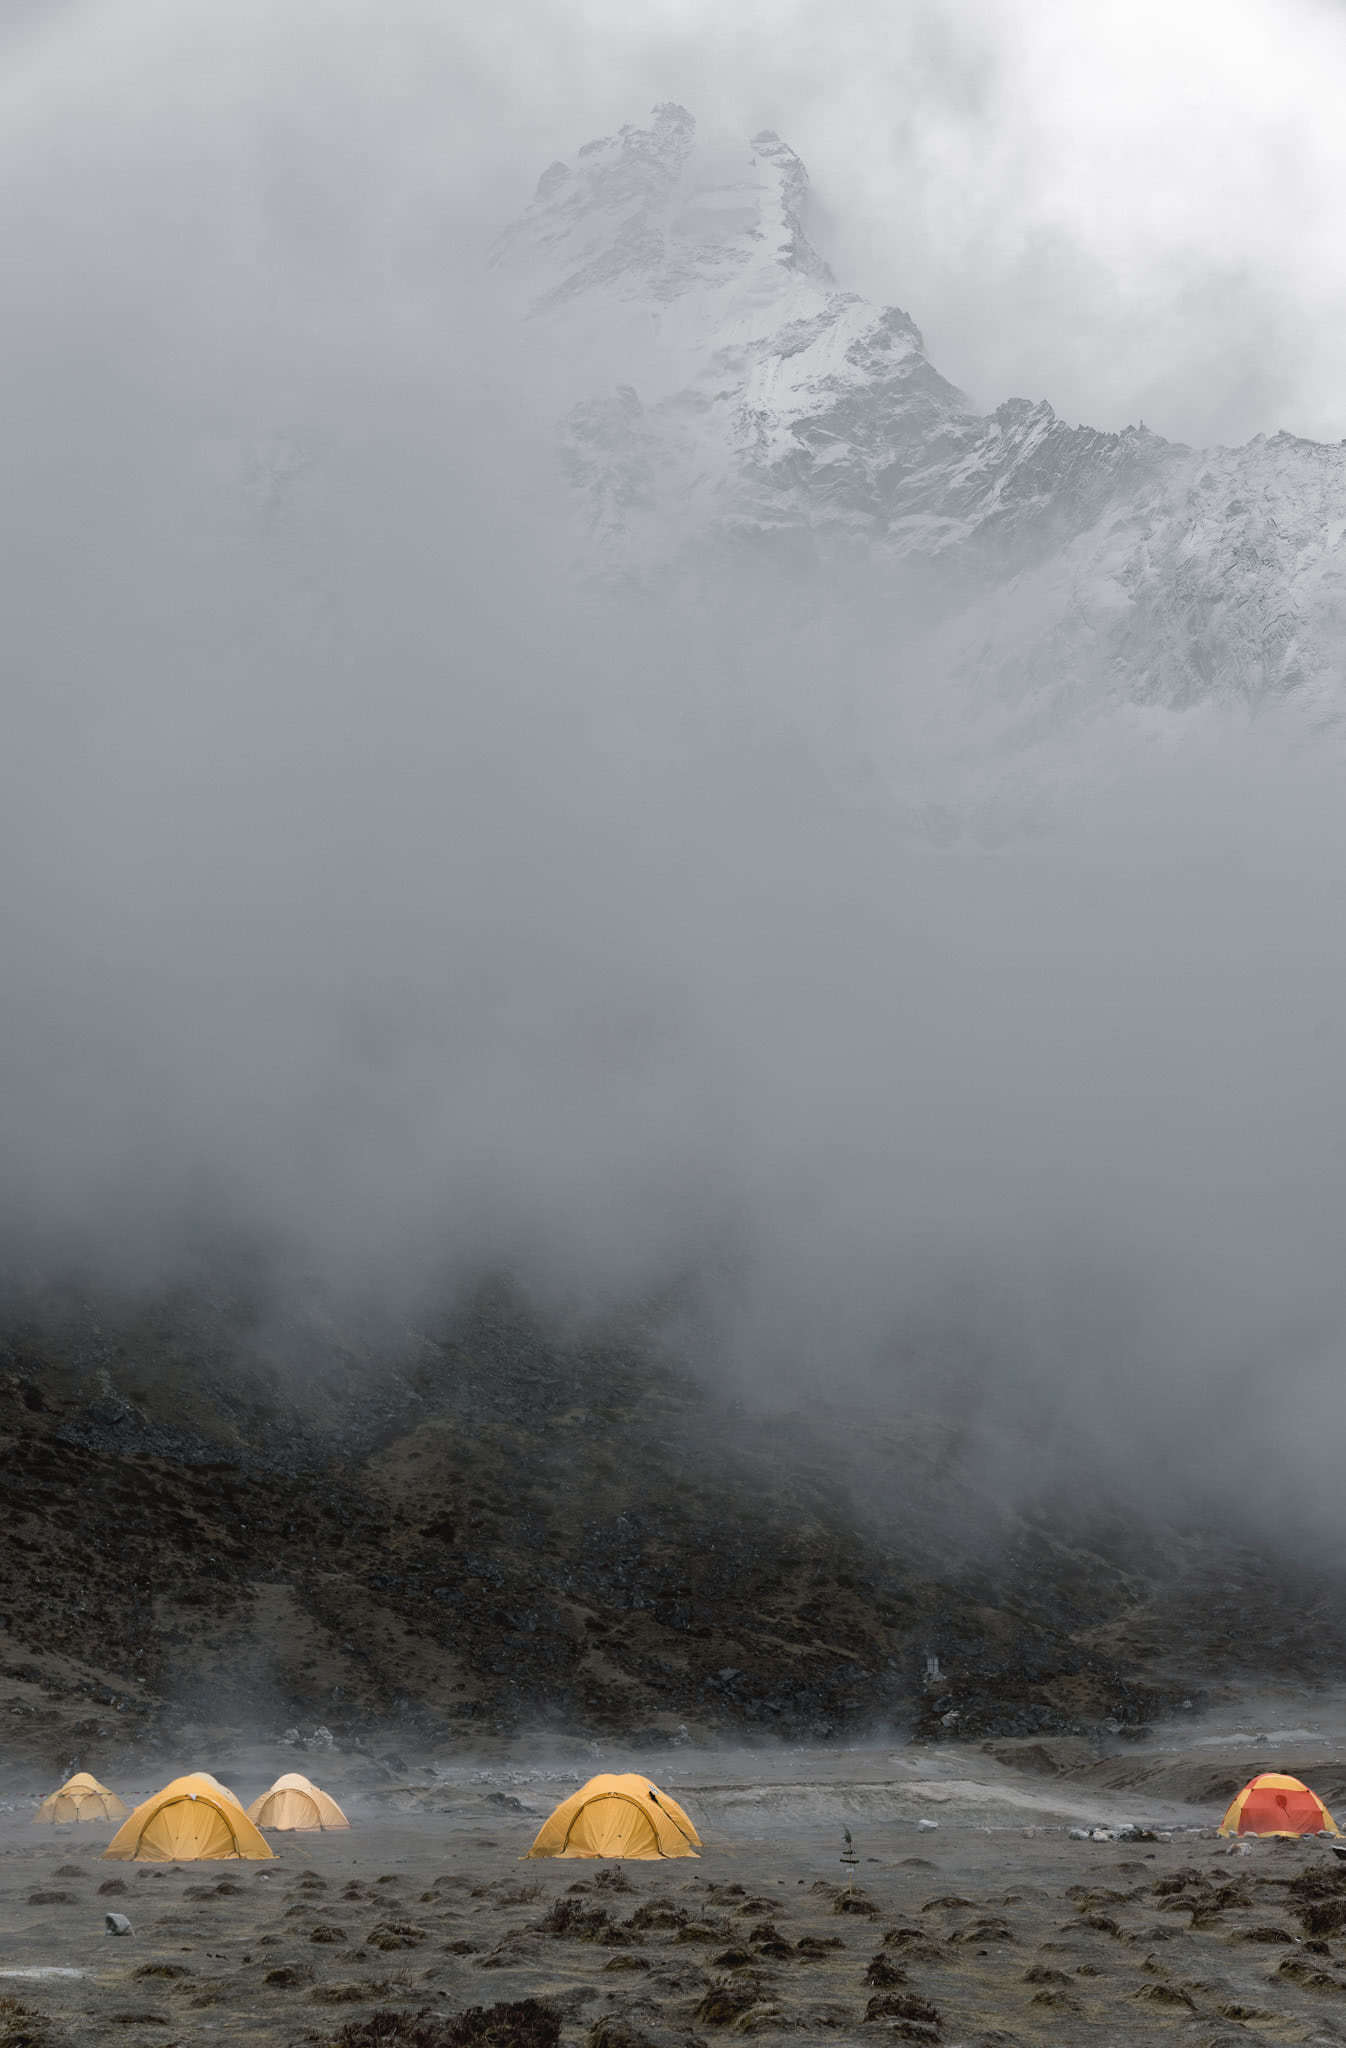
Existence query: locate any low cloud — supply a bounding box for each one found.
[2,2,1345,1537]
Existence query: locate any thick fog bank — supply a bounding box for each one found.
[4,1,1346,1537]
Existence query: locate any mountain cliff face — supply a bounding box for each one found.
[494,104,1346,722]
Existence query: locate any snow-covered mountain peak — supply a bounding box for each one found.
[494,103,967,571]
[497,104,832,308]
[498,108,1346,730]
[491,105,855,408]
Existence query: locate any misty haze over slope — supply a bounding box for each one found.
[2,6,1346,1565]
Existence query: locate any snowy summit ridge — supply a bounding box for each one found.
[496,103,837,382]
[496,106,1346,720]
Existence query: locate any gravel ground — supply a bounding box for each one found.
[6,1736,1346,2046]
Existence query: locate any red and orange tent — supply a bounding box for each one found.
[1219,1772,1339,1837]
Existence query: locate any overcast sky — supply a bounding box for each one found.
[3,0,1346,1527]
[6,0,1346,442]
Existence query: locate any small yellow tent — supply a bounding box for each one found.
[246,1772,349,1831]
[34,1772,129,1825]
[526,1773,701,1860]
[1219,1772,1340,1837]
[103,1774,274,1862]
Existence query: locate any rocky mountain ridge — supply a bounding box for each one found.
[495,104,1346,723]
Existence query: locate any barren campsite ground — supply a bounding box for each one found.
[9,1722,1346,2046]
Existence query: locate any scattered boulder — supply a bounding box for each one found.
[321,2004,560,2048]
[366,1923,429,1952]
[948,1919,1014,1946]
[0,1994,64,2048]
[693,1981,760,2027]
[536,1901,618,1943]
[1133,1984,1195,2010]
[1276,1956,1341,1991]
[625,1903,688,1934]
[309,1983,394,2007]
[585,2025,660,2048]
[863,1991,942,2040]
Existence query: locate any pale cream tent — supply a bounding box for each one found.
[526,1773,700,1859]
[247,1772,349,1831]
[104,1773,273,1862]
[34,1772,129,1825]
[193,1773,243,1807]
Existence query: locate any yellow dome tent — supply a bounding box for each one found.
[34,1772,128,1825]
[526,1773,700,1860]
[1219,1772,1340,1837]
[247,1772,350,1831]
[103,1773,274,1862]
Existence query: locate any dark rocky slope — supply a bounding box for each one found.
[2,1285,1342,1776]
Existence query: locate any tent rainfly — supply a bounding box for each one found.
[1219,1772,1340,1837]
[103,1774,274,1862]
[34,1772,128,1825]
[526,1773,701,1859]
[246,1772,350,1830]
